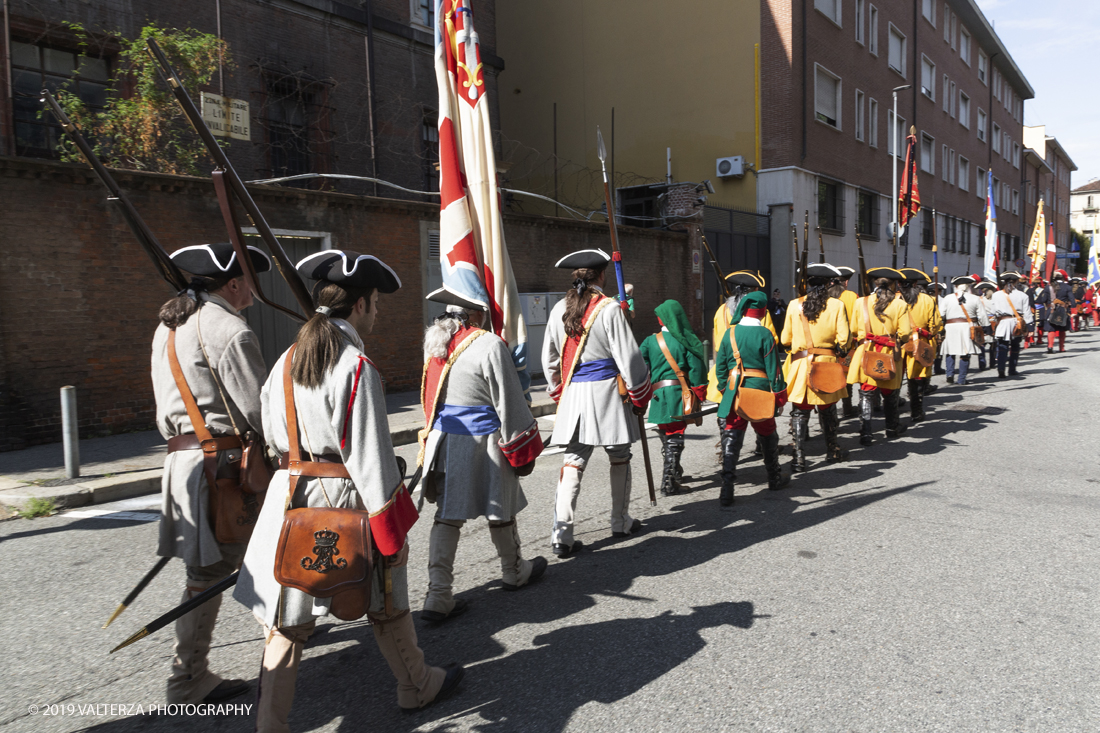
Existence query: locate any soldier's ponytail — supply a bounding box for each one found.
[563,266,606,338]
[803,279,831,322]
[872,278,894,319]
[291,281,373,388]
[158,275,233,328]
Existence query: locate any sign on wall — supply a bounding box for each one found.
[201,92,251,141]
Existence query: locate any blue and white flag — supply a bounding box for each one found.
[983,171,998,282]
[1088,232,1100,287]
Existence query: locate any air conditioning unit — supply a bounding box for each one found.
[716,156,744,178]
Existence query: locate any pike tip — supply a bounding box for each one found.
[596,126,607,163]
[110,627,149,654]
[102,604,128,629]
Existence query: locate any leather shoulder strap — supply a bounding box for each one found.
[655,333,690,393]
[562,296,616,389]
[797,298,816,350]
[959,295,976,326]
[861,296,877,336]
[167,329,213,442]
[283,344,300,465]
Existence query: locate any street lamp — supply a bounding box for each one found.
[892,84,911,267]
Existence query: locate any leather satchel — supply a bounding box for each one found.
[729,327,775,422]
[1048,287,1069,328]
[900,307,935,367]
[1004,295,1025,338]
[958,296,985,345]
[860,298,895,380]
[655,333,701,426]
[797,306,847,394]
[274,344,372,621]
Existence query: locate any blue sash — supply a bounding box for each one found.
[432,404,501,436]
[571,358,619,383]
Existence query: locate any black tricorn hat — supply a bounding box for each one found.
[296,250,402,293]
[555,249,611,270]
[425,286,488,312]
[836,266,857,279]
[805,263,843,280]
[998,271,1022,283]
[171,243,272,278]
[900,267,931,284]
[725,270,764,287]
[975,280,997,291]
[867,267,905,281]
[951,274,977,287]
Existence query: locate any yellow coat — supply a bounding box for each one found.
[898,292,942,379]
[838,289,858,348]
[705,302,777,403]
[780,297,850,405]
[846,295,911,390]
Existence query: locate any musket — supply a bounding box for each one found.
[966,256,972,275]
[670,404,719,422]
[799,212,810,297]
[817,225,826,264]
[701,234,733,299]
[855,225,869,297]
[145,38,312,320]
[791,223,800,294]
[41,90,188,293]
[596,126,656,506]
[103,556,171,628]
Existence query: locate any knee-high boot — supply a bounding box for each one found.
[719,427,744,507]
[762,431,789,491]
[423,521,463,619]
[789,409,808,472]
[908,376,925,422]
[167,586,225,704]
[658,432,677,496]
[819,403,847,461]
[884,390,908,438]
[842,393,858,418]
[372,614,450,710]
[669,433,685,486]
[255,624,313,733]
[859,389,874,446]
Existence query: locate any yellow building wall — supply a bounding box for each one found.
[496,0,760,216]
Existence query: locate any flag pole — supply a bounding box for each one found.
[891,85,911,270]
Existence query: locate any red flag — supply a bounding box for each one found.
[1045,219,1057,283]
[898,130,921,228]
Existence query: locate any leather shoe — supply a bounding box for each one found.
[502,556,548,591]
[552,540,583,558]
[611,519,642,538]
[421,598,468,625]
[402,663,464,713]
[203,679,250,704]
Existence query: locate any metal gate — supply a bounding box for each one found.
[702,205,771,321]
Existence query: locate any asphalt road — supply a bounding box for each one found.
[2,332,1098,733]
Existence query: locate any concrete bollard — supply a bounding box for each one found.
[61,386,80,479]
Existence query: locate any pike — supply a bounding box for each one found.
[855,225,869,297]
[145,38,312,320]
[596,127,656,506]
[41,91,187,293]
[817,225,826,264]
[701,234,733,299]
[791,223,801,295]
[931,208,939,284]
[800,212,810,296]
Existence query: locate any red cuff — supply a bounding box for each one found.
[368,484,418,556]
[628,376,653,409]
[690,385,708,401]
[499,422,544,468]
[549,382,563,403]
[774,389,788,408]
[866,335,894,348]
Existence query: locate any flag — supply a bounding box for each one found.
[898,129,921,228]
[1088,231,1100,286]
[435,0,529,394]
[982,171,998,282]
[1026,197,1046,283]
[1045,218,1057,283]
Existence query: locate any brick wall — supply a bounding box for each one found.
[0,156,692,450]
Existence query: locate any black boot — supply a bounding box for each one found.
[819,403,848,462]
[908,377,925,423]
[669,433,685,487]
[658,433,677,496]
[842,393,858,418]
[922,376,937,396]
[719,428,745,507]
[884,390,908,438]
[761,432,789,490]
[790,410,809,472]
[859,390,874,446]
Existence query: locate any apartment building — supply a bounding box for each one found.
[1023,126,1077,264]
[761,0,1032,286]
[1071,178,1100,240]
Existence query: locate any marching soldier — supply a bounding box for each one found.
[780,263,850,471]
[988,272,1033,378]
[234,251,463,729]
[847,267,911,445]
[418,290,547,624]
[939,275,987,385]
[834,267,860,418]
[975,280,997,371]
[543,249,652,558]
[639,299,708,495]
[898,268,942,422]
[1036,270,1075,353]
[715,291,788,505]
[706,271,776,405]
[151,243,272,704]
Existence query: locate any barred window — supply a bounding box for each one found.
[818,179,845,232]
[857,190,879,239]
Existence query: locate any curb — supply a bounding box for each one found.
[1,400,559,510]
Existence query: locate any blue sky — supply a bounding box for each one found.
[981,0,1099,186]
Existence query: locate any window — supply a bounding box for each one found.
[857,190,879,238]
[922,0,936,25]
[261,73,334,181]
[921,208,935,249]
[977,108,986,141]
[959,92,970,128]
[993,177,1000,207]
[943,4,951,42]
[992,123,1001,155]
[869,98,879,147]
[818,179,844,231]
[978,51,988,84]
[815,0,841,25]
[977,167,985,199]
[855,0,865,44]
[942,74,950,112]
[1012,189,1020,215]
[888,25,906,76]
[961,220,971,254]
[921,57,936,99]
[412,0,434,28]
[815,65,842,129]
[942,145,949,182]
[950,13,957,50]
[959,156,970,191]
[993,68,1000,101]
[950,82,956,118]
[869,5,879,55]
[887,110,906,156]
[855,89,865,141]
[11,41,110,157]
[1012,141,1019,168]
[921,133,934,174]
[949,149,956,185]
[422,112,440,192]
[960,29,971,65]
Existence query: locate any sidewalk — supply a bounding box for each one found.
[0,379,555,512]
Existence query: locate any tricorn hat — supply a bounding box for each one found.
[836,266,857,279]
[1053,269,1068,281]
[867,267,905,281]
[725,270,765,288]
[951,274,977,286]
[171,243,272,279]
[998,271,1022,283]
[900,267,931,284]
[805,263,843,280]
[555,249,611,270]
[975,280,997,291]
[425,286,488,312]
[296,250,402,293]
